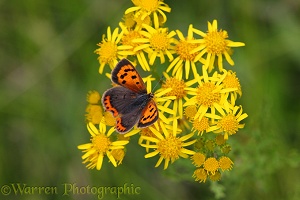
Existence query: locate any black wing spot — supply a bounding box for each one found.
[122,80,126,84]
[120,73,127,79]
[131,75,137,79]
[149,107,154,112]
[124,68,134,72]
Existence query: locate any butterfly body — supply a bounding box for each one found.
[102,59,158,133]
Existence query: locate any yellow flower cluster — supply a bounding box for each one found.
[78,0,248,184]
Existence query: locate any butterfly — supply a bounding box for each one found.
[102,59,159,134]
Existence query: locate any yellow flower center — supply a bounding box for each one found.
[92,134,111,153]
[191,153,206,167]
[122,31,143,48]
[162,77,186,99]
[223,71,242,95]
[196,82,221,107]
[184,105,197,119]
[193,168,207,183]
[175,40,198,61]
[217,114,239,135]
[203,157,219,175]
[205,30,229,54]
[157,135,182,160]
[96,41,117,64]
[219,156,233,171]
[150,31,170,52]
[133,0,159,12]
[193,117,210,134]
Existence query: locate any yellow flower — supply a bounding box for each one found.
[86,90,101,104]
[125,0,171,29]
[158,72,198,118]
[121,13,136,30]
[184,69,237,122]
[191,152,206,167]
[111,149,126,165]
[81,0,248,184]
[101,111,116,127]
[133,11,152,30]
[95,26,133,74]
[191,20,245,72]
[85,104,103,124]
[138,124,158,152]
[219,156,234,171]
[222,70,242,106]
[140,121,196,169]
[167,24,201,79]
[133,24,176,65]
[193,168,207,183]
[203,157,219,175]
[207,106,248,140]
[192,116,210,135]
[77,123,130,170]
[85,89,117,126]
[209,171,221,181]
[120,23,144,48]
[121,11,152,31]
[119,23,151,71]
[184,105,198,120]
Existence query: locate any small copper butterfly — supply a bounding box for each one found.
[102,59,159,133]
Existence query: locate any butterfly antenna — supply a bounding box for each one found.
[152,74,165,93]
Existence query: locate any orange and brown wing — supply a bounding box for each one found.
[137,99,159,128]
[111,59,146,93]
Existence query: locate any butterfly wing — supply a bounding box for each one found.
[102,86,138,117]
[137,99,159,128]
[111,59,146,94]
[103,58,158,133]
[116,93,156,133]
[102,86,146,134]
[115,109,143,133]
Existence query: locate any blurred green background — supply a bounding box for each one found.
[1,0,300,199]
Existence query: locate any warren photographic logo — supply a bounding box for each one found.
[1,183,141,199]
